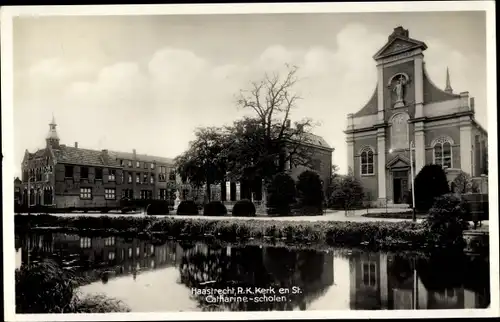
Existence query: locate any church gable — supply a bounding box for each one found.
[373,27,427,61]
[386,154,411,169]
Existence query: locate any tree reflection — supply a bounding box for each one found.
[178,244,333,311]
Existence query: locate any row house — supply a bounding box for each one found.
[20,116,178,209]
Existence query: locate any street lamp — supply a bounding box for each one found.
[408,120,416,223]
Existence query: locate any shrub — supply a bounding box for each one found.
[203,201,228,216]
[15,259,128,313]
[176,200,199,215]
[424,193,470,250]
[146,200,170,215]
[452,171,480,194]
[414,164,449,213]
[296,170,324,214]
[328,175,364,210]
[266,173,296,216]
[232,199,256,217]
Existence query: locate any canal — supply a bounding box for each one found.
[15,232,490,311]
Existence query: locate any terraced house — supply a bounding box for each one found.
[20,116,177,209]
[345,26,488,206]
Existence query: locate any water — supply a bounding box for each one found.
[15,232,490,312]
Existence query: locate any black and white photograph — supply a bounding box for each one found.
[1,2,498,320]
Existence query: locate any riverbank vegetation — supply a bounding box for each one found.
[15,214,429,252]
[15,259,129,313]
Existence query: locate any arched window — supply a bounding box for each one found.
[432,137,453,168]
[390,113,410,150]
[360,146,375,175]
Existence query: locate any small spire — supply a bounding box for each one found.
[445,67,453,93]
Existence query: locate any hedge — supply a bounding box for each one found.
[176,200,199,216]
[203,201,228,216]
[232,199,256,217]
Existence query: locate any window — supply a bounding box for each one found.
[136,173,140,183]
[159,173,166,182]
[150,174,154,184]
[159,189,167,200]
[128,173,132,183]
[80,188,92,200]
[433,137,453,168]
[390,113,410,150]
[136,161,140,168]
[120,159,125,166]
[150,245,154,255]
[105,188,116,200]
[65,166,74,178]
[360,147,375,175]
[80,167,89,179]
[136,247,140,256]
[108,169,115,181]
[80,237,91,249]
[128,247,132,258]
[362,262,377,287]
[151,163,155,170]
[169,170,176,181]
[144,162,148,169]
[160,166,166,173]
[95,168,103,180]
[108,251,115,260]
[105,236,115,246]
[143,174,148,183]
[140,190,152,200]
[127,160,132,167]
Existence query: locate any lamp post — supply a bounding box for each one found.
[408,123,416,222]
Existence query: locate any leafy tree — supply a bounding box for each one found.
[266,172,297,216]
[414,164,450,212]
[328,175,364,210]
[452,171,479,194]
[296,170,324,214]
[227,65,316,184]
[174,127,227,202]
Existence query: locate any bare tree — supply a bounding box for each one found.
[230,64,315,183]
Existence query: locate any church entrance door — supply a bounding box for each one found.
[392,170,409,204]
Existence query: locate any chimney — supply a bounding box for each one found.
[75,142,78,148]
[470,97,475,112]
[133,149,137,159]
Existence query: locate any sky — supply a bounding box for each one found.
[12,11,487,177]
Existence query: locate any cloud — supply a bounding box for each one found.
[14,24,485,176]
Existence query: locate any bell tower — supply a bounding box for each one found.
[46,114,60,149]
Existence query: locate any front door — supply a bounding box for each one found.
[392,170,409,204]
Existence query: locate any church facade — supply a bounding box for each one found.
[345,26,488,206]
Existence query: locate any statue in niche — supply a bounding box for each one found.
[391,74,408,108]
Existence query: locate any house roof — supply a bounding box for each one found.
[52,145,122,167]
[108,151,175,165]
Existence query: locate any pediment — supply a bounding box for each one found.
[386,154,411,169]
[373,37,427,61]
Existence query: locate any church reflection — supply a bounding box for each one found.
[348,252,490,309]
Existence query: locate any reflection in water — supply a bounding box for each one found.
[15,232,490,312]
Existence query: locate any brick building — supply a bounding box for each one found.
[345,26,488,206]
[20,116,177,209]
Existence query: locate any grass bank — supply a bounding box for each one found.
[16,214,430,251]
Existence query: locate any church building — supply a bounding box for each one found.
[345,26,488,206]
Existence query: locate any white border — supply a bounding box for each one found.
[1,1,498,321]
